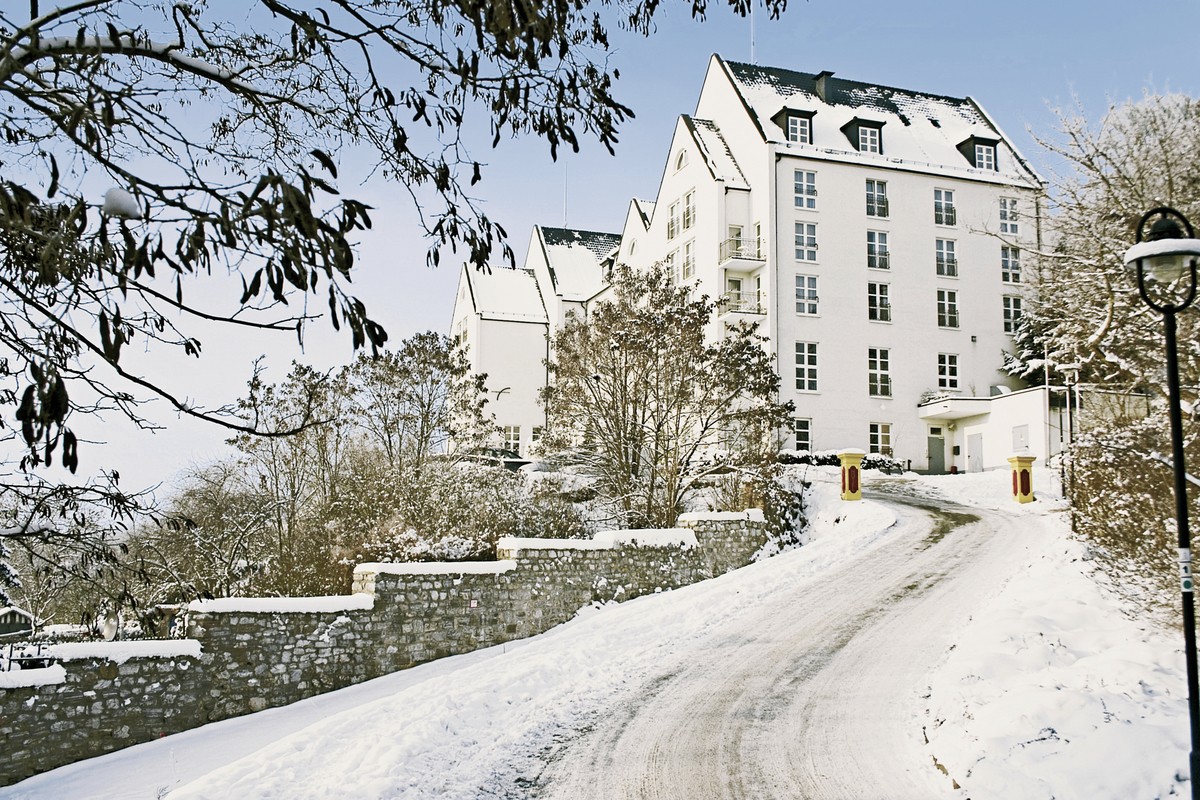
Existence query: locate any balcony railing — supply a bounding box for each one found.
[868,251,890,269]
[866,198,889,217]
[719,237,765,263]
[934,205,958,226]
[720,291,766,315]
[936,256,958,276]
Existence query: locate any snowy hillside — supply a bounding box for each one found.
[1,469,1188,799]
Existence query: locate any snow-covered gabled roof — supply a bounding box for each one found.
[538,226,622,301]
[718,58,1042,185]
[683,117,748,189]
[466,267,547,323]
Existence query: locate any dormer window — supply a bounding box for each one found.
[958,135,1000,170]
[859,126,880,153]
[841,118,885,154]
[771,108,815,144]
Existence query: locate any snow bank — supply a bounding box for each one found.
[186,595,374,614]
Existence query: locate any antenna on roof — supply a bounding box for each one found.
[563,159,568,227]
[750,2,756,64]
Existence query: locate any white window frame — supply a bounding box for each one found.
[975,143,997,170]
[795,341,818,392]
[867,230,889,269]
[869,422,893,456]
[868,347,892,398]
[794,222,818,262]
[1000,197,1019,235]
[795,274,819,316]
[859,126,881,153]
[683,190,696,231]
[934,188,956,226]
[793,418,812,451]
[865,179,888,217]
[682,240,696,280]
[936,238,958,277]
[787,115,812,144]
[794,169,817,210]
[675,150,688,171]
[868,282,891,322]
[938,353,959,390]
[667,201,680,240]
[1003,295,1023,333]
[938,288,960,328]
[503,425,521,455]
[1001,245,1021,283]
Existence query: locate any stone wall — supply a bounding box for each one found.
[0,511,767,786]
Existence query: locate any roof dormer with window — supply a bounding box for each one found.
[841,118,885,154]
[771,107,816,144]
[957,135,1000,170]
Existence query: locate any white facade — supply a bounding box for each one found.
[450,56,1045,471]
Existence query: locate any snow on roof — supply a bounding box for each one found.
[0,606,32,619]
[539,226,621,301]
[468,267,547,323]
[684,117,748,188]
[721,59,1038,184]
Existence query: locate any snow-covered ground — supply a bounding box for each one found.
[0,468,1189,799]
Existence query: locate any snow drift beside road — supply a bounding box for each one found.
[1,468,1190,799]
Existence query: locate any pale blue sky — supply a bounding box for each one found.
[101,0,1200,490]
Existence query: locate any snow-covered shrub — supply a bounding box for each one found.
[355,463,589,562]
[1069,412,1200,624]
[777,449,903,473]
[706,460,808,552]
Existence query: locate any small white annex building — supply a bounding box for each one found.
[451,55,1050,471]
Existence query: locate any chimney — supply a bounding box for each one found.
[815,70,835,103]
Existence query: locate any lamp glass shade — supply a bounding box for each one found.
[1145,253,1191,284]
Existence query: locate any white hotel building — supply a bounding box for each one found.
[451,56,1047,473]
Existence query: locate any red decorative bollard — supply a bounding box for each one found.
[838,449,866,501]
[1007,451,1037,503]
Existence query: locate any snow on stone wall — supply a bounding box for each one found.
[0,512,767,787]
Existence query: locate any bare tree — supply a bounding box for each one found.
[543,264,792,529]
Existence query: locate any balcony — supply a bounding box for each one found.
[720,291,766,316]
[868,251,890,270]
[866,198,889,218]
[719,237,765,265]
[936,256,958,277]
[935,205,958,226]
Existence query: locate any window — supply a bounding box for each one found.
[869,422,893,456]
[794,170,817,210]
[938,353,959,390]
[1003,295,1023,333]
[1001,245,1021,283]
[868,282,891,322]
[795,341,818,392]
[936,239,957,277]
[795,222,818,261]
[867,231,889,269]
[532,426,543,444]
[795,274,819,315]
[667,201,680,240]
[503,425,521,455]
[794,418,812,451]
[664,249,678,281]
[683,190,696,230]
[975,143,997,170]
[866,179,888,217]
[934,189,956,226]
[868,347,892,397]
[859,126,881,153]
[1000,197,1019,235]
[682,240,695,280]
[675,150,688,171]
[937,289,959,328]
[787,115,812,144]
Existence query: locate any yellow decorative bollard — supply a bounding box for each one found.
[1008,451,1037,503]
[838,448,867,501]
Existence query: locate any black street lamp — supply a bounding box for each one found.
[1125,206,1200,797]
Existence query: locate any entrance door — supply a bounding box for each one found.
[967,433,984,473]
[927,435,945,474]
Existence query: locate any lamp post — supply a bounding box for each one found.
[1124,206,1200,797]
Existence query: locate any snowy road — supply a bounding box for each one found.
[536,488,1039,799]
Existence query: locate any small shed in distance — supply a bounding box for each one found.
[0,606,33,637]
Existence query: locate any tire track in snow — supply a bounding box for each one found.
[534,492,1041,800]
